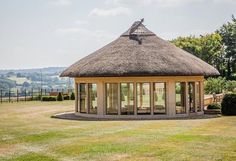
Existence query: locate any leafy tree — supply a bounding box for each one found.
[57,92,63,101]
[0,78,16,90]
[204,77,226,94]
[70,92,75,100]
[217,15,236,77]
[171,33,224,76]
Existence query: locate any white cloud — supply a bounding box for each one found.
[88,7,131,17]
[49,0,71,6]
[106,0,236,7]
[106,0,204,7]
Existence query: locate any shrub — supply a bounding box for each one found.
[42,96,57,101]
[204,77,226,94]
[221,94,236,115]
[63,95,70,100]
[225,80,236,92]
[70,92,75,100]
[207,103,221,109]
[57,92,63,101]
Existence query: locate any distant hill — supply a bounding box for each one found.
[0,67,67,75]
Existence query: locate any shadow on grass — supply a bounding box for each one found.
[51,112,221,121]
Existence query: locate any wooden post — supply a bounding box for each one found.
[45,89,46,96]
[0,90,2,103]
[17,89,19,102]
[25,89,27,101]
[9,89,10,102]
[31,88,33,101]
[40,88,43,101]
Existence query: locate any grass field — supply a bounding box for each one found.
[0,101,236,161]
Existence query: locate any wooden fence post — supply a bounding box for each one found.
[31,88,33,101]
[45,89,46,96]
[25,89,27,101]
[17,89,19,102]
[0,90,2,103]
[9,90,10,102]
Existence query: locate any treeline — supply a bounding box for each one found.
[171,15,236,79]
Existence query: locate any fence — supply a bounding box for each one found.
[204,93,224,107]
[0,88,74,103]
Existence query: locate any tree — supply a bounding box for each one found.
[57,92,63,101]
[171,33,225,76]
[22,81,30,88]
[218,15,236,78]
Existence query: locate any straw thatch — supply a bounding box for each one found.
[61,21,219,77]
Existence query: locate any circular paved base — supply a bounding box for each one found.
[51,112,221,121]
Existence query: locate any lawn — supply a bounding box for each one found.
[0,101,236,161]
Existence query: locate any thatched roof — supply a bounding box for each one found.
[61,20,219,77]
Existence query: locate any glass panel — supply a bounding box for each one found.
[176,82,186,114]
[88,83,97,114]
[154,83,166,114]
[120,83,134,115]
[196,82,201,112]
[79,83,87,113]
[188,82,195,113]
[137,83,151,115]
[106,83,118,115]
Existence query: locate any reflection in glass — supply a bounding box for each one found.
[154,83,166,114]
[120,83,134,115]
[196,82,201,112]
[79,83,87,113]
[188,82,195,113]
[88,83,97,114]
[176,82,186,114]
[137,83,150,115]
[106,83,118,115]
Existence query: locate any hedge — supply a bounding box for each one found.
[207,103,221,109]
[42,96,57,101]
[221,94,236,115]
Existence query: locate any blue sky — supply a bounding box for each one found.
[0,0,235,69]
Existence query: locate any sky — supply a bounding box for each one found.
[0,0,235,70]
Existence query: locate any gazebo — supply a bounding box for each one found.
[61,19,219,119]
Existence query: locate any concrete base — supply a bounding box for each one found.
[75,111,204,120]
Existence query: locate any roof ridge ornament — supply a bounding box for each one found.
[129,18,144,45]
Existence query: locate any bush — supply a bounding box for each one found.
[57,92,63,101]
[70,92,75,100]
[63,95,70,100]
[207,103,221,109]
[221,94,236,115]
[204,77,226,94]
[42,96,57,101]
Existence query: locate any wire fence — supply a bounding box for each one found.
[0,88,74,103]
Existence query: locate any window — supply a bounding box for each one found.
[196,82,201,112]
[154,83,166,114]
[120,83,134,115]
[137,83,150,115]
[176,82,186,114]
[88,83,97,114]
[79,83,87,113]
[106,83,118,115]
[188,82,195,113]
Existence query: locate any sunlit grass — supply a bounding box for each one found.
[0,101,235,161]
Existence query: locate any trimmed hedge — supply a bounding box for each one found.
[57,92,63,101]
[42,96,57,101]
[207,103,221,109]
[63,95,70,100]
[70,92,75,100]
[221,94,236,115]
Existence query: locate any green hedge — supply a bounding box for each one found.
[207,103,221,109]
[57,92,63,101]
[70,92,75,100]
[42,96,57,101]
[221,94,236,115]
